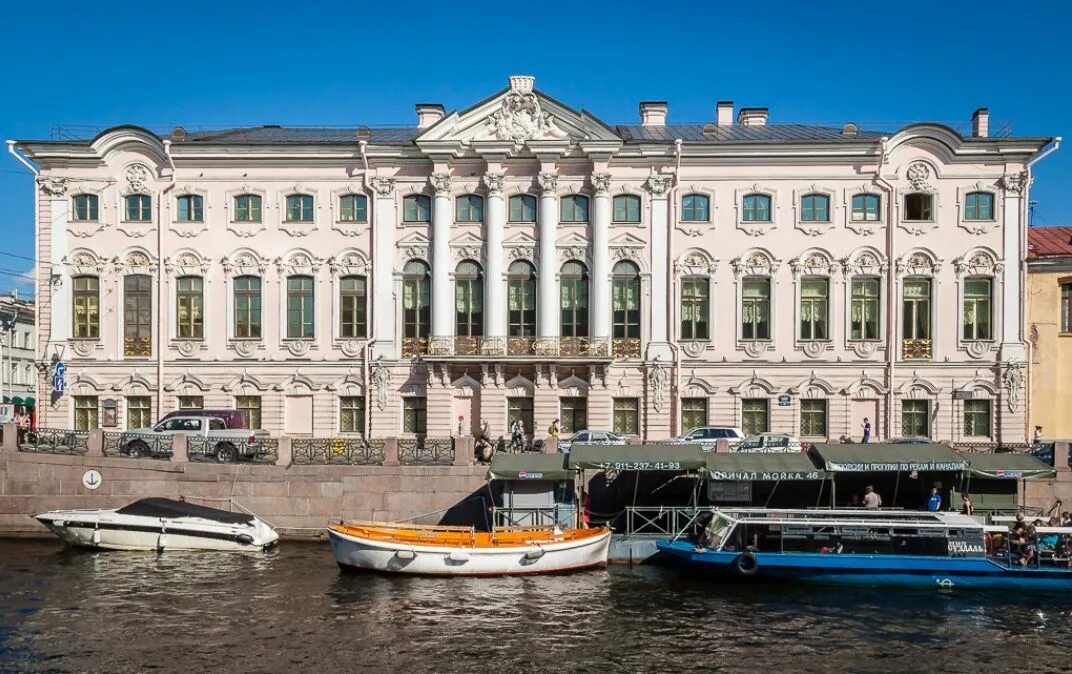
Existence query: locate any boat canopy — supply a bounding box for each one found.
[115,497,254,524]
[486,453,571,481]
[811,443,966,473]
[705,453,827,481]
[964,452,1056,480]
[568,443,706,471]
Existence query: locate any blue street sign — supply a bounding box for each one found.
[52,375,66,393]
[54,361,66,376]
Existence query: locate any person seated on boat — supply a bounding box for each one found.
[961,493,974,516]
[862,485,882,509]
[848,493,862,508]
[1061,511,1072,527]
[1018,521,1039,567]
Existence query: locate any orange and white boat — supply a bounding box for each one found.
[327,521,611,576]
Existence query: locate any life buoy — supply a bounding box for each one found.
[735,551,759,576]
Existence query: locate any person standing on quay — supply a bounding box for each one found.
[862,418,871,443]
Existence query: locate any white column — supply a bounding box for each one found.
[591,173,612,344]
[999,171,1027,361]
[537,172,559,340]
[430,173,453,343]
[646,176,673,361]
[371,178,397,360]
[484,173,507,342]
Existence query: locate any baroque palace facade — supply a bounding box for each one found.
[13,76,1053,442]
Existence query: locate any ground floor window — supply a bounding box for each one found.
[901,399,930,438]
[681,398,708,431]
[741,398,769,436]
[403,397,427,436]
[800,399,827,438]
[340,396,365,434]
[178,395,203,409]
[236,395,262,430]
[613,398,639,435]
[126,396,152,430]
[74,396,98,431]
[560,397,587,435]
[507,397,535,437]
[963,399,992,438]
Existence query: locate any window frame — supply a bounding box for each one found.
[799,277,830,342]
[124,274,153,356]
[72,194,100,222]
[507,260,537,338]
[233,275,262,340]
[901,399,931,438]
[681,397,708,430]
[508,194,537,223]
[73,395,99,431]
[849,277,881,341]
[126,396,153,430]
[454,261,483,338]
[681,194,711,223]
[612,261,641,341]
[403,397,428,436]
[850,193,881,222]
[799,194,831,223]
[963,399,992,438]
[680,277,710,341]
[339,396,366,435]
[72,275,101,340]
[800,399,828,438]
[455,194,485,223]
[233,194,263,223]
[964,191,995,221]
[903,193,934,222]
[1061,283,1072,334]
[124,194,152,222]
[176,194,204,223]
[613,397,640,435]
[339,275,368,340]
[338,194,368,223]
[742,194,772,223]
[286,275,315,340]
[741,398,769,435]
[175,276,205,340]
[285,194,315,223]
[560,195,589,223]
[961,277,993,342]
[612,195,641,223]
[741,277,771,341]
[236,395,262,430]
[402,260,431,340]
[560,397,588,435]
[560,261,589,339]
[902,278,932,341]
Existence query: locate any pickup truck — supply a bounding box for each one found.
[120,415,270,462]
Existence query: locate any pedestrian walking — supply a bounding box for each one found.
[862,418,871,443]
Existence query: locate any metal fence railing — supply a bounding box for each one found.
[18,428,90,455]
[398,437,454,465]
[103,431,175,460]
[617,507,702,538]
[495,506,576,528]
[953,442,1036,454]
[291,437,386,465]
[187,435,278,464]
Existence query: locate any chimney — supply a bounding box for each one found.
[737,107,768,126]
[972,108,989,138]
[639,101,668,126]
[416,103,446,129]
[717,101,734,127]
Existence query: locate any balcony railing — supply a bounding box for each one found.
[292,437,385,465]
[401,337,429,358]
[420,336,615,359]
[507,337,536,356]
[19,428,90,455]
[902,338,932,360]
[612,338,642,359]
[124,336,152,357]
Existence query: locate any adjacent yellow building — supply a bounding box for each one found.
[1028,226,1072,439]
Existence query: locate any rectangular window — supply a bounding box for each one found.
[177,195,203,222]
[74,396,98,431]
[963,400,992,438]
[72,194,99,221]
[850,278,881,340]
[962,278,992,341]
[1063,284,1072,333]
[799,278,829,341]
[613,398,639,435]
[340,396,365,434]
[509,195,536,223]
[178,396,203,409]
[743,194,771,222]
[680,278,710,340]
[339,194,367,222]
[965,193,994,221]
[681,398,708,431]
[455,195,484,223]
[124,274,152,357]
[851,194,881,221]
[125,195,151,222]
[176,277,204,339]
[800,399,827,437]
[72,276,100,339]
[234,194,262,222]
[613,196,641,223]
[902,279,931,340]
[287,276,315,339]
[904,193,933,221]
[234,276,262,339]
[236,396,262,430]
[126,396,152,430]
[741,398,769,436]
[901,400,930,438]
[741,278,770,340]
[560,195,588,223]
[560,397,587,435]
[339,276,367,339]
[403,397,428,435]
[507,397,535,436]
[800,195,829,222]
[286,195,314,222]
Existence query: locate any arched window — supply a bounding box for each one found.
[234,194,262,222]
[851,194,880,221]
[176,194,203,222]
[124,274,152,356]
[560,261,589,338]
[455,261,483,338]
[72,275,100,339]
[233,275,262,339]
[402,260,431,342]
[560,195,589,223]
[613,195,641,223]
[612,261,641,354]
[339,275,367,339]
[507,261,537,339]
[286,275,315,339]
[403,195,431,223]
[904,193,933,221]
[286,194,314,222]
[965,192,994,220]
[800,194,830,222]
[509,195,537,223]
[125,194,152,222]
[176,276,204,339]
[742,194,771,222]
[455,195,484,223]
[338,194,367,222]
[72,194,99,221]
[681,194,710,222]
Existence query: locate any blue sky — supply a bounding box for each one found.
[1,0,1069,295]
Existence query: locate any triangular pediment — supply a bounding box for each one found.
[557,232,589,247]
[450,231,484,246]
[609,233,646,247]
[397,231,431,246]
[503,231,538,247]
[416,76,622,148]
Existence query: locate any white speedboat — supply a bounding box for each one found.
[34,498,279,552]
[327,521,611,575]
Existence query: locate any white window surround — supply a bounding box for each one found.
[842,248,888,355]
[399,183,435,226]
[956,183,1001,235]
[842,184,886,235]
[895,249,942,361]
[673,249,718,356]
[731,250,780,357]
[223,185,268,238]
[164,250,212,355]
[677,186,717,237]
[609,187,647,227]
[113,249,159,362]
[788,250,835,358]
[279,187,320,236]
[734,185,778,237]
[329,250,370,353]
[793,186,837,236]
[276,251,323,355]
[169,186,209,238]
[453,192,487,224]
[952,248,1003,359]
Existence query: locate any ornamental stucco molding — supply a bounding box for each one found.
[591,173,612,195]
[37,176,68,196]
[537,172,558,195]
[430,173,452,196]
[483,173,505,197]
[121,164,153,196]
[370,178,396,198]
[906,162,935,193]
[646,176,671,198]
[371,359,392,411]
[648,359,668,412]
[999,171,1031,195]
[485,76,569,143]
[1003,362,1024,413]
[673,251,718,276]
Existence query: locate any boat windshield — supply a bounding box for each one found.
[704,515,735,550]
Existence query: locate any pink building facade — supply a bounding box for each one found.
[13,76,1052,443]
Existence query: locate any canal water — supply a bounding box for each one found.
[2,539,1071,674]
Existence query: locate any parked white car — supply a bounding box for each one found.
[120,415,270,462]
[558,430,626,454]
[734,433,805,453]
[668,426,745,452]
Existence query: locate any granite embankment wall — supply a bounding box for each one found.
[0,425,489,539]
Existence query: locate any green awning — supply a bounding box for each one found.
[965,453,1056,480]
[706,453,827,481]
[568,444,706,471]
[10,397,23,405]
[23,397,35,409]
[486,453,571,481]
[1,396,7,404]
[812,443,967,473]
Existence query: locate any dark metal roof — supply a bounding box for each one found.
[175,126,420,144]
[615,123,888,143]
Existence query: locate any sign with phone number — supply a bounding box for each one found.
[594,461,683,471]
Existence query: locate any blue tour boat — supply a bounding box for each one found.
[657,509,1072,590]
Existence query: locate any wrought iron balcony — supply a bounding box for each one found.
[612,338,642,359]
[401,337,429,358]
[417,335,613,359]
[902,338,932,360]
[507,337,536,356]
[124,336,152,357]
